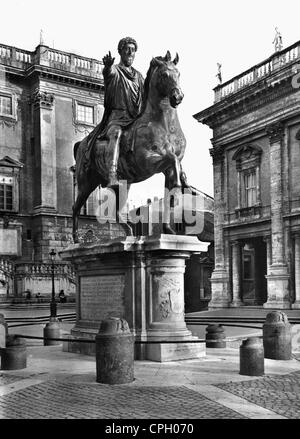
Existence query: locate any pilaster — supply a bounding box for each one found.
[32,88,57,213]
[292,233,300,309]
[230,241,243,307]
[264,122,290,309]
[208,145,230,308]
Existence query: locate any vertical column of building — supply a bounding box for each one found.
[209,145,230,308]
[292,234,300,309]
[31,88,57,261]
[264,122,290,308]
[32,89,57,212]
[230,241,243,307]
[263,236,272,275]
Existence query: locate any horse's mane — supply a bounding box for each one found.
[140,56,165,115]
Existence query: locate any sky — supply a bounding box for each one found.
[1,0,300,205]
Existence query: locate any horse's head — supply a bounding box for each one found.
[147,51,184,108]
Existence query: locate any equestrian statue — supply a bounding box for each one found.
[72,37,192,243]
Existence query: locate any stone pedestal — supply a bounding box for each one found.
[60,234,208,362]
[208,269,230,308]
[264,264,290,309]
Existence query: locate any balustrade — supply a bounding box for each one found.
[0,259,14,276]
[48,50,70,65]
[215,41,300,102]
[0,43,102,78]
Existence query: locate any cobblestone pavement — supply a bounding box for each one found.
[217,370,300,419]
[0,345,300,420]
[0,381,245,419]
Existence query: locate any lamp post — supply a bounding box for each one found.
[49,248,57,318]
[43,248,61,346]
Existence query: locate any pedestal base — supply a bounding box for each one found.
[209,269,230,308]
[146,339,205,362]
[263,301,291,309]
[265,265,290,309]
[230,301,244,308]
[62,327,97,356]
[60,234,208,361]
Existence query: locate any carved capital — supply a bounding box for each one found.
[209,145,224,163]
[32,89,55,109]
[266,121,285,144]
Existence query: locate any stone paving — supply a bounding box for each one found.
[0,345,299,420]
[217,370,300,419]
[0,381,245,419]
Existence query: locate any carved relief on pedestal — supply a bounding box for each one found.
[153,274,184,321]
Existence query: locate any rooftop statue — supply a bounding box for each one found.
[273,27,283,52]
[72,37,191,243]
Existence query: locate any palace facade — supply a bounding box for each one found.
[0,41,106,299]
[194,39,300,309]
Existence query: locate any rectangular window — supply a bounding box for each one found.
[0,95,13,116]
[76,104,94,124]
[0,180,13,211]
[244,171,257,207]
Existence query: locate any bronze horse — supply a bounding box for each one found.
[72,51,191,243]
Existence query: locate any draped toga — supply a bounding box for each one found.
[82,64,144,169]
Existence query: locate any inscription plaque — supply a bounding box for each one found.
[80,274,125,321]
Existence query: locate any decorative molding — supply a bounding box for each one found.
[195,76,294,129]
[0,156,24,168]
[31,88,54,109]
[37,70,104,92]
[0,117,17,128]
[232,144,262,171]
[266,121,285,143]
[209,145,224,163]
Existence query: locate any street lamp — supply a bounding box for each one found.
[43,248,61,346]
[49,248,57,318]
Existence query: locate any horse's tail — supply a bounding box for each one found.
[73,141,81,161]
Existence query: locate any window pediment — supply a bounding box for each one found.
[233,144,262,171]
[0,156,24,169]
[232,144,262,161]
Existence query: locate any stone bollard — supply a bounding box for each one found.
[0,335,27,370]
[0,314,8,348]
[263,311,292,360]
[240,337,264,376]
[43,318,61,346]
[96,317,134,384]
[205,324,226,348]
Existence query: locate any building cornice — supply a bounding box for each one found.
[0,43,104,92]
[194,60,300,129]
